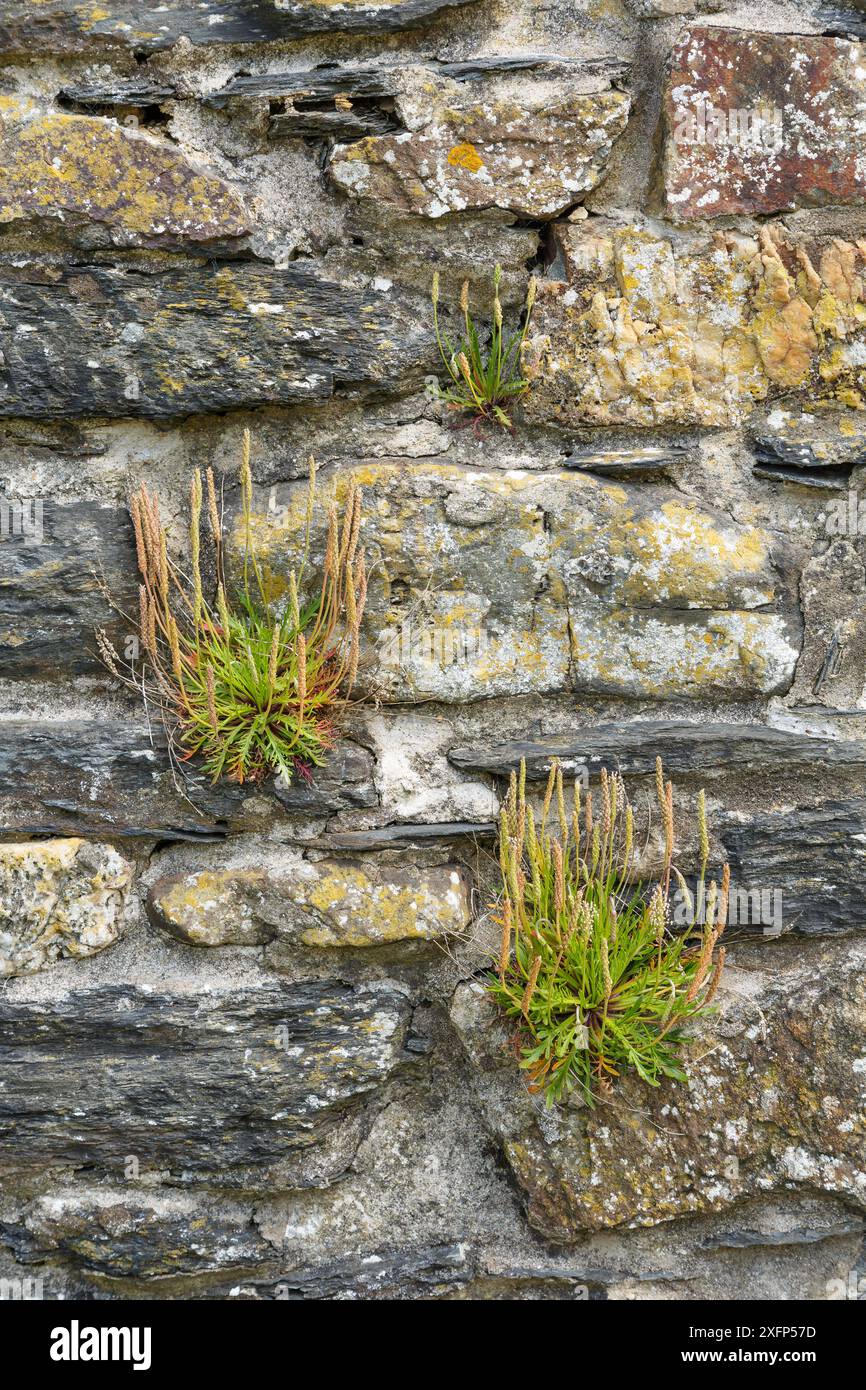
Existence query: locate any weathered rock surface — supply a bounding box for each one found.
[791,543,866,709]
[239,462,800,701]
[566,445,688,481]
[662,27,866,220]
[752,408,866,473]
[449,719,866,779]
[0,498,136,679]
[0,839,131,977]
[717,798,866,937]
[0,261,430,419]
[330,65,630,218]
[0,721,376,837]
[0,97,248,248]
[4,1190,272,1279]
[239,1244,473,1299]
[323,821,497,850]
[0,978,411,1186]
[207,55,630,109]
[147,852,470,947]
[0,0,477,54]
[523,219,866,428]
[1,0,864,1307]
[451,936,866,1240]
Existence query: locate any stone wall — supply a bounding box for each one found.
[1,0,865,1301]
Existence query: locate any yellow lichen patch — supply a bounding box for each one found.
[524,220,866,427]
[1,839,131,977]
[612,500,774,608]
[447,141,484,172]
[0,98,248,242]
[154,870,268,947]
[299,863,469,946]
[149,860,469,949]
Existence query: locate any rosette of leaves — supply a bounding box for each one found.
[431,264,536,433]
[487,758,728,1107]
[98,432,366,786]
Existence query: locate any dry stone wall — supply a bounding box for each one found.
[0,0,865,1301]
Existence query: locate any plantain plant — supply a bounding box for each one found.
[98,431,366,786]
[431,264,536,433]
[487,758,728,1108]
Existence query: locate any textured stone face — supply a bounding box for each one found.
[238,462,800,702]
[523,219,866,428]
[716,798,866,937]
[448,719,866,780]
[662,28,866,220]
[330,71,630,218]
[0,979,411,1185]
[7,1190,272,1279]
[452,937,866,1239]
[148,855,471,947]
[0,0,477,53]
[0,97,248,246]
[0,500,136,679]
[0,720,377,840]
[1,0,865,1307]
[0,839,131,977]
[0,262,430,419]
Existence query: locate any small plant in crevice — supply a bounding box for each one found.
[431,264,536,435]
[97,431,367,786]
[486,758,728,1109]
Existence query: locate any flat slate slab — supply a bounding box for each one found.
[0,497,136,678]
[0,0,478,54]
[0,979,411,1186]
[0,721,377,839]
[717,798,866,937]
[0,260,430,420]
[448,720,866,779]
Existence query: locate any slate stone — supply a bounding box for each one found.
[323,821,497,850]
[0,497,135,678]
[234,1243,472,1299]
[58,82,177,111]
[565,446,688,481]
[752,465,850,491]
[0,721,377,839]
[0,0,478,55]
[274,743,377,812]
[717,798,866,937]
[0,260,431,420]
[0,979,411,1186]
[4,1190,273,1279]
[819,5,866,40]
[753,434,866,472]
[270,108,398,141]
[204,54,629,109]
[448,720,866,779]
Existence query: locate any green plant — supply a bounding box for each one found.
[486,758,728,1108]
[431,265,536,433]
[97,431,366,786]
